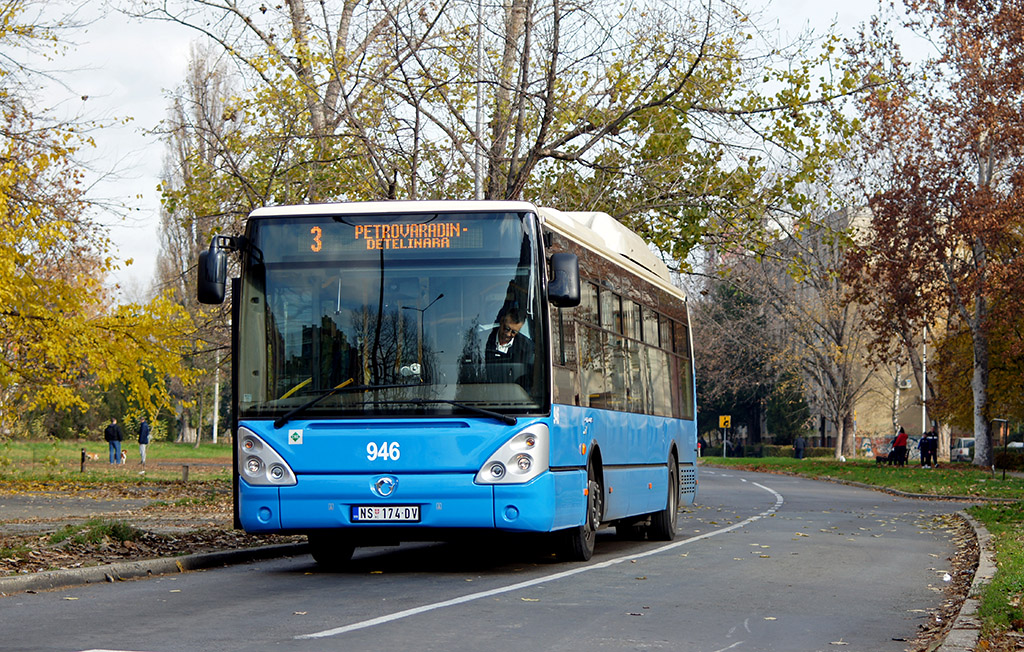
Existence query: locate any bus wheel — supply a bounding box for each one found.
[647,454,678,541]
[308,532,355,570]
[561,460,602,561]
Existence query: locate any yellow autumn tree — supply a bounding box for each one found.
[0,2,196,434]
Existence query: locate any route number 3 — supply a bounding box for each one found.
[310,225,322,252]
[367,441,400,461]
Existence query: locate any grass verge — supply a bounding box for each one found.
[969,502,1024,636]
[0,439,232,483]
[701,455,1024,499]
[49,519,144,546]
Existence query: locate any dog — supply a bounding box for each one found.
[120,450,127,464]
[875,452,889,465]
[85,452,100,461]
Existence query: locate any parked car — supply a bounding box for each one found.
[953,437,975,461]
[1007,441,1023,449]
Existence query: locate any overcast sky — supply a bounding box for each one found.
[46,1,880,298]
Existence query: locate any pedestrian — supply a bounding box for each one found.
[104,417,124,465]
[921,425,939,468]
[893,426,909,467]
[138,418,151,467]
[793,434,807,459]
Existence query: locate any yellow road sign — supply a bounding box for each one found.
[719,415,731,428]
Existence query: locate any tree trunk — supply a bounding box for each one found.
[833,418,843,459]
[938,422,951,463]
[176,406,197,444]
[970,299,992,467]
[194,389,204,449]
[842,411,856,458]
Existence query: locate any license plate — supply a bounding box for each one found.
[352,505,420,522]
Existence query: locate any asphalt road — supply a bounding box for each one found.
[0,467,972,652]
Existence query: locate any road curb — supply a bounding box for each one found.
[936,512,997,652]
[0,542,308,597]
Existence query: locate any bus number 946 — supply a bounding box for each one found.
[367,441,400,461]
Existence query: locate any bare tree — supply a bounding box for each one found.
[154,45,239,443]
[723,208,874,459]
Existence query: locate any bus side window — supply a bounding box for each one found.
[579,282,599,325]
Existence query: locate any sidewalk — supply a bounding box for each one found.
[0,492,158,536]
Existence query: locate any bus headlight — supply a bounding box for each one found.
[475,423,549,485]
[237,428,297,486]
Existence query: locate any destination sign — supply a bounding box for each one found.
[353,222,469,250]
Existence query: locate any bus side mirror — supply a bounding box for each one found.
[197,245,227,304]
[548,253,580,307]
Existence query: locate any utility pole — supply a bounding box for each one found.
[921,327,927,433]
[212,349,220,444]
[473,0,484,200]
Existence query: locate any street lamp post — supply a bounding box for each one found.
[401,293,444,368]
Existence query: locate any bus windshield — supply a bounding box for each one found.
[236,210,548,419]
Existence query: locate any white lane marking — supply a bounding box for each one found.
[712,642,745,652]
[298,481,784,640]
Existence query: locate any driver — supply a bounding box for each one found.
[484,306,535,390]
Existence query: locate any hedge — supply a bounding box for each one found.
[994,450,1024,471]
[705,444,834,458]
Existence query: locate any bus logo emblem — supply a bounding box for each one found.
[373,476,398,497]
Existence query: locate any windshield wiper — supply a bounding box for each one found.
[400,398,517,426]
[272,381,424,429]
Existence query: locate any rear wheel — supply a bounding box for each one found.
[308,532,355,570]
[647,454,678,541]
[560,459,602,561]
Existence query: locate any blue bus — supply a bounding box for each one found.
[198,201,697,564]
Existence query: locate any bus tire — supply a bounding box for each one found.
[647,454,678,541]
[308,532,355,569]
[560,459,602,561]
